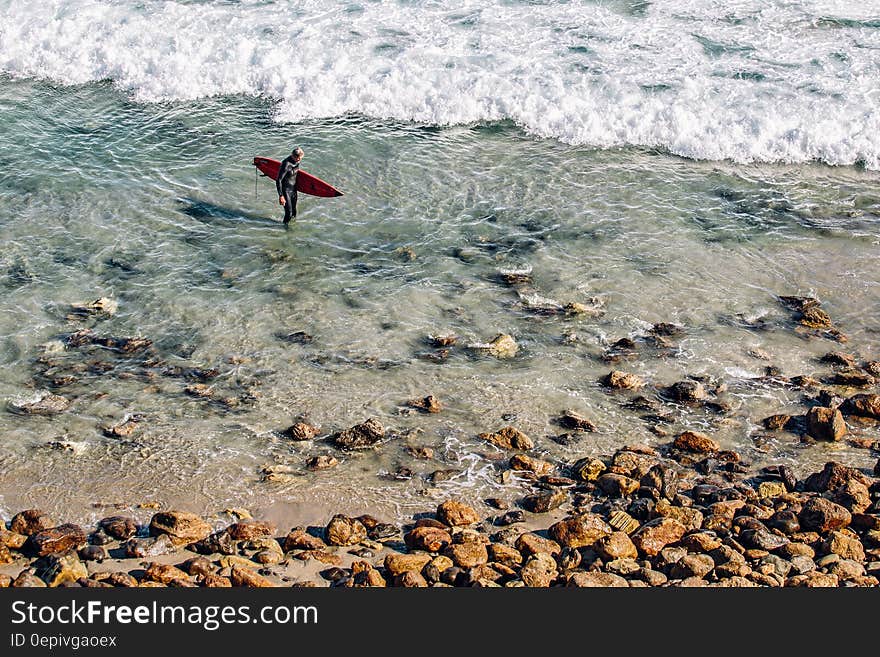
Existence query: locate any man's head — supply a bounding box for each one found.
[291,147,304,163]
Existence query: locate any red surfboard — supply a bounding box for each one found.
[253,157,344,197]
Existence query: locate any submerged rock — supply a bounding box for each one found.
[68,297,118,318]
[557,410,597,432]
[665,380,707,403]
[332,418,386,450]
[407,395,442,414]
[478,426,533,450]
[283,422,321,441]
[307,455,339,470]
[602,370,645,390]
[8,393,70,416]
[468,333,518,359]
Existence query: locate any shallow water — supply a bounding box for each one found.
[0,75,878,526]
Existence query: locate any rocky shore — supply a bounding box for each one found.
[3,292,880,587]
[2,440,879,587]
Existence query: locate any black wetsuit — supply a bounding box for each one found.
[276,155,300,223]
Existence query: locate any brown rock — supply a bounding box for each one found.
[520,552,558,587]
[33,551,88,587]
[821,351,857,368]
[597,473,640,497]
[673,431,719,454]
[384,553,432,576]
[125,534,176,558]
[394,570,428,587]
[632,518,687,557]
[488,543,523,568]
[10,510,54,536]
[12,572,47,587]
[332,418,386,450]
[558,410,598,432]
[567,572,629,587]
[602,371,645,390]
[444,542,488,569]
[762,414,793,431]
[325,515,367,546]
[805,407,847,442]
[509,453,554,476]
[832,480,872,514]
[106,572,139,587]
[230,566,274,587]
[343,561,387,588]
[182,556,214,578]
[437,500,480,527]
[670,554,715,580]
[572,457,606,482]
[786,572,839,587]
[282,422,320,441]
[597,531,638,560]
[0,530,28,550]
[666,380,707,403]
[226,520,276,541]
[549,514,612,548]
[478,426,534,450]
[804,461,870,493]
[654,499,704,532]
[515,532,562,557]
[28,524,87,557]
[841,393,880,419]
[149,511,212,545]
[404,526,452,553]
[799,497,851,533]
[406,446,434,460]
[407,395,442,413]
[283,529,326,552]
[521,490,566,513]
[144,563,193,586]
[98,516,137,540]
[307,455,339,470]
[203,574,232,587]
[832,371,876,388]
[822,531,865,562]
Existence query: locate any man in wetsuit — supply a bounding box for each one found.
[277,146,304,224]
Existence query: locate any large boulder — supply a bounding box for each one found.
[404,526,451,553]
[548,514,612,548]
[840,394,880,419]
[631,518,686,557]
[436,500,480,527]
[324,515,367,546]
[10,510,54,536]
[673,431,719,454]
[149,511,212,545]
[799,497,851,533]
[805,407,847,441]
[28,525,87,557]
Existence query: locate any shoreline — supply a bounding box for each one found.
[2,419,878,588]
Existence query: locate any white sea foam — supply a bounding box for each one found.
[1,0,878,168]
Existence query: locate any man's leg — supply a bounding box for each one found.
[283,189,294,224]
[290,190,298,220]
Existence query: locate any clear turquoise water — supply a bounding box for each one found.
[1,76,879,526]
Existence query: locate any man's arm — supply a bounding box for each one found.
[276,160,288,196]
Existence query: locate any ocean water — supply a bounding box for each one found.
[0,1,879,526]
